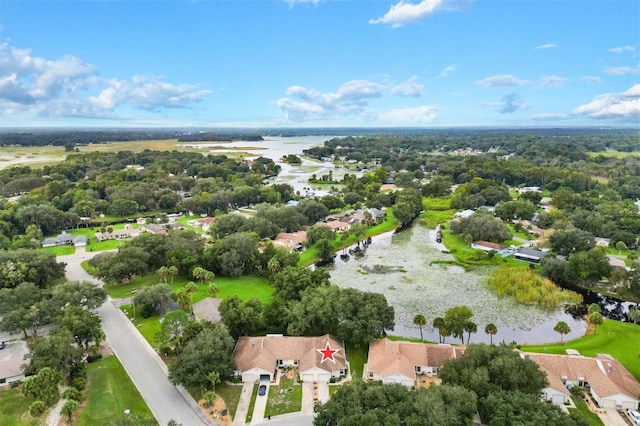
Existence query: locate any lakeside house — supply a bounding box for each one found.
[365,338,465,388]
[273,231,307,251]
[471,240,512,257]
[233,334,347,383]
[523,351,640,410]
[514,246,546,263]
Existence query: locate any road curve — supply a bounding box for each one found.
[59,248,210,426]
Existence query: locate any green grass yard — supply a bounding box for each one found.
[0,387,41,426]
[76,355,154,426]
[520,319,640,381]
[41,245,76,256]
[346,345,368,381]
[568,396,604,426]
[264,377,302,417]
[215,383,243,420]
[245,384,258,424]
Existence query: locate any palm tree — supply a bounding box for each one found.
[589,312,603,333]
[628,308,640,324]
[587,303,601,315]
[167,265,179,285]
[207,371,221,392]
[484,323,498,345]
[413,314,427,341]
[207,283,220,298]
[554,321,571,343]
[464,320,478,344]
[615,241,627,255]
[61,399,79,424]
[156,266,169,284]
[432,317,448,343]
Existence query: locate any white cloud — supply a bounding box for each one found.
[581,76,603,83]
[0,41,211,118]
[604,65,640,75]
[608,45,635,54]
[378,105,438,123]
[369,0,450,28]
[391,76,424,97]
[438,64,458,78]
[539,75,567,88]
[535,43,557,50]
[572,83,640,121]
[532,113,570,121]
[284,0,323,6]
[277,79,387,121]
[476,74,529,88]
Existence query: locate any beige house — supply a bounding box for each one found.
[273,231,307,251]
[524,351,640,410]
[94,224,140,241]
[312,219,350,232]
[365,338,465,387]
[233,334,347,383]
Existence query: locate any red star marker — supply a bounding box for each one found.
[318,341,340,363]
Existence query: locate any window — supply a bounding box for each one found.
[415,366,421,373]
[368,372,374,378]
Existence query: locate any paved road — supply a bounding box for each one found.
[59,248,210,426]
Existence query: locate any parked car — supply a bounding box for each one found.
[258,384,267,396]
[0,341,5,349]
[627,409,640,426]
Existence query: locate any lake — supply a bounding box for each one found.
[325,226,587,345]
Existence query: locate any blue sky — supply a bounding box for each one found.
[0,0,638,128]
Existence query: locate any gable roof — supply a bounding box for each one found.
[524,352,640,401]
[367,338,464,379]
[234,335,346,374]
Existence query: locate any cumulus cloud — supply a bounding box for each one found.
[0,41,210,118]
[572,83,640,121]
[476,74,529,88]
[277,79,386,121]
[604,65,640,75]
[390,76,423,97]
[539,75,567,88]
[581,76,603,83]
[378,105,437,123]
[438,64,458,78]
[483,93,528,114]
[535,43,557,50]
[608,45,635,54]
[369,0,452,28]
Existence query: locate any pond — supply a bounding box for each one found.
[325,225,587,345]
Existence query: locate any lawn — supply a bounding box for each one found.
[346,345,368,380]
[66,224,141,252]
[105,273,273,304]
[264,377,302,417]
[120,305,163,348]
[245,384,258,424]
[76,355,154,426]
[520,319,640,381]
[568,396,604,426]
[41,245,76,256]
[216,383,243,421]
[0,387,41,426]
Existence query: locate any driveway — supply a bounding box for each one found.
[232,382,255,426]
[301,382,314,414]
[58,251,210,426]
[316,382,329,403]
[251,381,270,425]
[599,408,630,426]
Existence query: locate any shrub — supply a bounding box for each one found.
[86,353,102,363]
[72,377,86,391]
[62,387,82,401]
[29,400,46,417]
[140,303,155,318]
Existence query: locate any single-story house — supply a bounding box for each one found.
[273,231,307,251]
[95,224,140,241]
[518,186,541,194]
[233,334,347,383]
[520,220,545,237]
[524,351,640,410]
[595,238,611,247]
[471,241,512,257]
[143,224,167,235]
[187,217,216,232]
[514,247,546,263]
[454,209,475,219]
[313,219,350,232]
[136,217,148,225]
[365,338,465,388]
[42,231,87,248]
[192,297,221,323]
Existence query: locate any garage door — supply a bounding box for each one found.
[317,374,330,382]
[243,373,255,383]
[301,374,314,382]
[601,399,617,409]
[552,394,567,404]
[260,374,271,382]
[621,401,637,410]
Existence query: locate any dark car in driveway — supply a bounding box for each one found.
[258,384,267,396]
